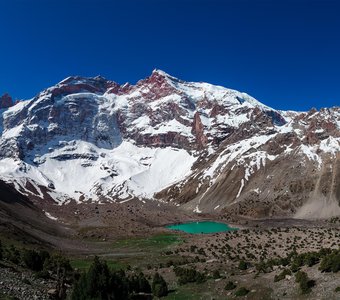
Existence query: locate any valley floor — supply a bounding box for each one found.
[0,198,340,299]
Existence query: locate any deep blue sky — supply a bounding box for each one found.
[0,0,339,111]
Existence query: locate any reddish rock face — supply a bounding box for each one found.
[0,93,13,109]
[50,76,119,98]
[135,70,179,101]
[192,112,208,149]
[107,82,133,95]
[209,104,226,117]
[51,84,101,98]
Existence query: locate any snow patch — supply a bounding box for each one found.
[44,211,58,221]
[0,141,195,204]
[236,179,245,198]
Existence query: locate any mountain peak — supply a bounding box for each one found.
[151,69,179,81]
[152,68,170,76]
[44,75,120,97]
[58,75,112,86]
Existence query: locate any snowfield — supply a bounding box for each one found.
[0,140,195,204]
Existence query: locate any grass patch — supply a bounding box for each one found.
[71,233,183,272]
[164,282,226,300]
[113,233,183,251]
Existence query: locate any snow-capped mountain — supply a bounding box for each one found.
[0,70,340,218]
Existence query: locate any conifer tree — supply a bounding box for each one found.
[152,272,168,297]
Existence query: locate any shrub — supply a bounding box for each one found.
[279,257,290,266]
[238,260,248,270]
[224,281,236,290]
[319,251,340,273]
[174,266,206,285]
[23,249,50,272]
[212,269,221,279]
[295,270,307,283]
[235,287,250,297]
[302,252,320,267]
[34,270,50,280]
[255,261,268,273]
[43,254,73,275]
[6,245,20,264]
[290,256,303,273]
[274,268,291,282]
[295,271,315,294]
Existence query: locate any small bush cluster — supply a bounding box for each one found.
[274,268,291,282]
[22,249,50,272]
[174,266,206,285]
[0,241,72,277]
[224,281,236,290]
[235,287,249,297]
[319,250,340,273]
[238,260,249,270]
[256,248,340,275]
[295,271,315,294]
[0,240,74,299]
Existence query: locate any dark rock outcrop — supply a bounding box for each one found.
[0,93,13,109]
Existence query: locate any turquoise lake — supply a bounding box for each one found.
[166,221,238,234]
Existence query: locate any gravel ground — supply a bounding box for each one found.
[0,265,56,300]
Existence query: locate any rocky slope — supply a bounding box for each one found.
[0,70,339,219]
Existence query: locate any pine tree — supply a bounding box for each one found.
[152,272,168,297]
[110,270,129,299]
[71,256,111,300]
[22,249,49,271]
[72,257,151,299]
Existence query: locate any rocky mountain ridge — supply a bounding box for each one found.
[0,93,15,109]
[0,70,339,219]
